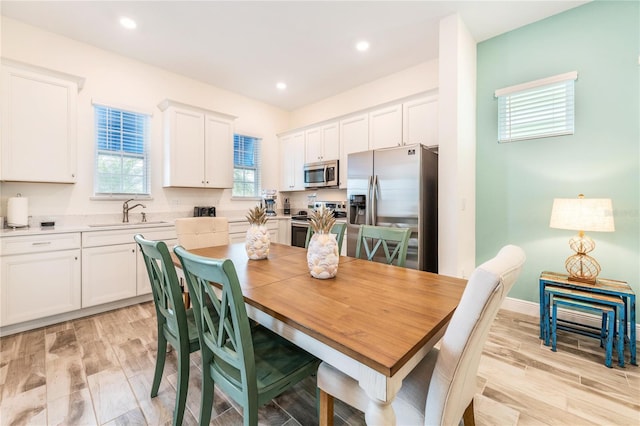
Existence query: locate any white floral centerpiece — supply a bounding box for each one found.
[245,205,270,260]
[307,205,339,279]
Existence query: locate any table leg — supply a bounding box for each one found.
[630,295,637,366]
[539,279,546,339]
[365,399,396,426]
[617,306,624,367]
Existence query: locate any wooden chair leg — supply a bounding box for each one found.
[462,399,475,426]
[319,389,334,426]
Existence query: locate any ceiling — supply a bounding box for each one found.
[1,1,588,111]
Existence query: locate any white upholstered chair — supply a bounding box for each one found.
[318,245,526,426]
[174,217,229,249]
[174,217,230,307]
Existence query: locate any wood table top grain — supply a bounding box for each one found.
[172,242,467,377]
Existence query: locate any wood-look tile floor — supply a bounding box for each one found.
[0,303,638,425]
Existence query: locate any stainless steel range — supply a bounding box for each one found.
[291,201,346,248]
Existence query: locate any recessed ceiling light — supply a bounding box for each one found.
[119,17,137,30]
[276,82,287,90]
[356,41,370,52]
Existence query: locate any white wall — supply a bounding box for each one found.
[289,60,439,129]
[437,14,477,278]
[0,17,290,219]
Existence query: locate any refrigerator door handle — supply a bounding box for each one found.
[366,175,373,225]
[371,175,378,226]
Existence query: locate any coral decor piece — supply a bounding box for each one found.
[245,205,270,260]
[307,206,339,279]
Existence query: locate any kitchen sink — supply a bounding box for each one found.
[88,221,169,228]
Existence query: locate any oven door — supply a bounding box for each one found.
[291,221,309,248]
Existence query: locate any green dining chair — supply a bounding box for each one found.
[134,234,202,426]
[354,225,411,267]
[304,222,347,254]
[173,245,320,426]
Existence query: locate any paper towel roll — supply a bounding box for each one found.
[7,196,28,228]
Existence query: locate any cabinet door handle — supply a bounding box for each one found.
[32,241,52,246]
[132,249,135,253]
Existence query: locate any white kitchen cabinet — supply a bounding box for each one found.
[339,113,369,189]
[403,95,438,147]
[1,60,84,183]
[159,99,235,188]
[279,218,291,246]
[82,243,137,307]
[305,121,339,163]
[279,131,306,191]
[82,226,177,307]
[0,233,81,326]
[369,103,403,150]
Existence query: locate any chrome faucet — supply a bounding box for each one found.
[122,199,146,223]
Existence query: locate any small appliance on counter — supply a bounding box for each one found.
[194,206,216,217]
[283,198,291,215]
[262,189,277,216]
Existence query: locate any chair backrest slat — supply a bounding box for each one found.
[354,225,411,267]
[134,234,189,345]
[174,246,256,389]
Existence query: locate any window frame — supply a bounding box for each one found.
[92,102,152,199]
[232,133,262,199]
[495,71,577,143]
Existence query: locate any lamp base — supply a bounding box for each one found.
[565,253,601,283]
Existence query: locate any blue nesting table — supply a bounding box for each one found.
[539,271,637,367]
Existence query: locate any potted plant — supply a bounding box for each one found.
[245,205,270,260]
[307,205,339,279]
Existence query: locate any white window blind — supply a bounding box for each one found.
[495,71,577,143]
[233,134,262,198]
[94,104,150,195]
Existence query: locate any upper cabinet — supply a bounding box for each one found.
[368,103,403,150]
[281,92,439,190]
[279,131,305,191]
[305,121,339,163]
[339,113,369,189]
[403,94,438,147]
[1,60,84,183]
[159,99,236,188]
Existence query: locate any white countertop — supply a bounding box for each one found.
[0,214,292,237]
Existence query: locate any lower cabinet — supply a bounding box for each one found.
[82,243,138,307]
[1,248,81,326]
[81,227,177,308]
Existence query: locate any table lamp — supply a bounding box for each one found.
[549,194,614,283]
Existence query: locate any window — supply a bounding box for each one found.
[94,104,150,196]
[233,134,261,197]
[495,71,577,143]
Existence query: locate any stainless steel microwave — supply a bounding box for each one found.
[304,160,339,188]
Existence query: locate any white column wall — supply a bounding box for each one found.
[438,14,477,278]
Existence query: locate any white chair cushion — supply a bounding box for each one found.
[175,217,229,249]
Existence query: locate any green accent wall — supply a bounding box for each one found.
[477,1,639,314]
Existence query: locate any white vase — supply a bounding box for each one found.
[245,224,270,260]
[307,233,339,279]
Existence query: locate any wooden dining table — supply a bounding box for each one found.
[172,242,467,425]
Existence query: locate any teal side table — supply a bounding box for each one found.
[539,271,636,366]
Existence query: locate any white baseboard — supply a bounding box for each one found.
[501,296,639,341]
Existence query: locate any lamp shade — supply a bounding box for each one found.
[549,197,615,232]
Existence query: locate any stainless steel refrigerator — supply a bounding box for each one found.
[346,144,438,272]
